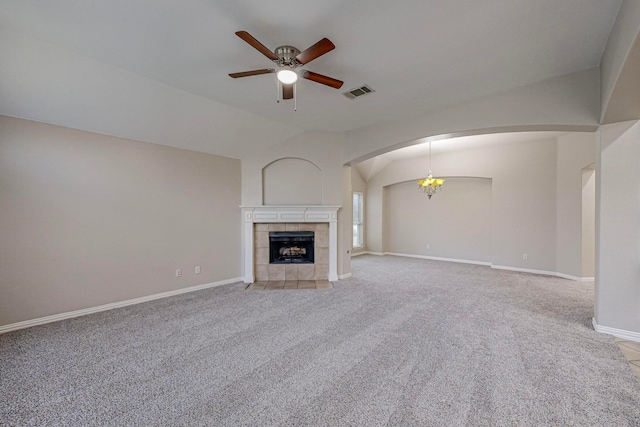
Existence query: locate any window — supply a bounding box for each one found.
[353,192,364,248]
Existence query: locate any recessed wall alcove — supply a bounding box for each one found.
[385,177,492,264]
[262,158,322,205]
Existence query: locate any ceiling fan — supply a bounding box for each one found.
[229,31,343,101]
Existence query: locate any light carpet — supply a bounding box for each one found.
[2,255,639,426]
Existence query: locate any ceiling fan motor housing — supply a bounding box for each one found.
[274,45,301,67]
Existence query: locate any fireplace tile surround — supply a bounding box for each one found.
[241,206,340,283]
[255,223,329,281]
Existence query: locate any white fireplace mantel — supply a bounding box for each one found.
[240,205,341,283]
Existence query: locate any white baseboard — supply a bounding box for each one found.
[0,277,242,335]
[593,318,640,342]
[385,252,491,266]
[338,272,352,279]
[492,265,559,277]
[350,251,367,257]
[492,265,593,281]
[556,273,594,282]
[357,252,591,282]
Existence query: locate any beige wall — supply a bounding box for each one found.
[556,132,597,278]
[582,167,596,277]
[0,116,241,326]
[385,178,492,263]
[365,133,595,274]
[595,120,640,332]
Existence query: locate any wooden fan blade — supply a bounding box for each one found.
[282,84,294,99]
[302,70,343,89]
[229,69,275,78]
[235,31,278,61]
[295,38,335,65]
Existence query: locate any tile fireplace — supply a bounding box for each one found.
[241,206,340,283]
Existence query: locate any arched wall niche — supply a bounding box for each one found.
[262,157,323,205]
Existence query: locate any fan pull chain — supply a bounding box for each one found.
[294,82,297,111]
[276,78,280,103]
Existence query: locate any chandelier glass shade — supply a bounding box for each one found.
[417,173,445,199]
[417,141,445,199]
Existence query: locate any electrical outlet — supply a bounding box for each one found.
[522,254,528,260]
[176,269,182,277]
[195,266,201,274]
[427,244,430,250]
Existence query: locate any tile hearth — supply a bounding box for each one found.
[246,280,333,290]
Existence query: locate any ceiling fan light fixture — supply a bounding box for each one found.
[277,68,298,84]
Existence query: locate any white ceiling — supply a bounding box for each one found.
[0,0,622,158]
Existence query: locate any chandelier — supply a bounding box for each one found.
[417,141,445,199]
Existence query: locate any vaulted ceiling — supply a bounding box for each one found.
[0,0,622,158]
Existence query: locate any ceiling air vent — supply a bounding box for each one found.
[343,84,375,100]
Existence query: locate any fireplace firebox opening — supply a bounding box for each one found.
[269,231,315,264]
